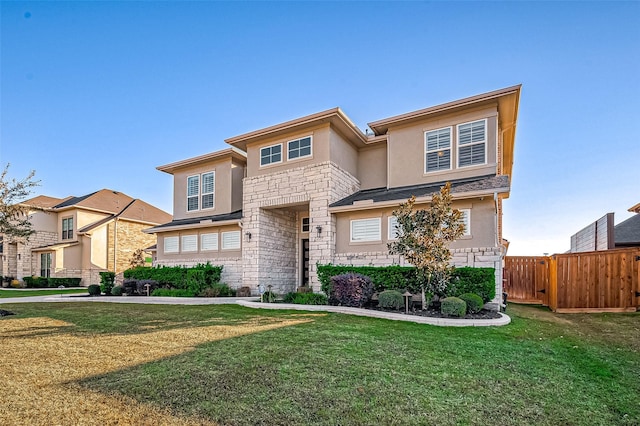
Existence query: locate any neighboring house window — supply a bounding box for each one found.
[221,231,241,250]
[181,235,198,252]
[425,127,451,172]
[288,136,312,160]
[164,236,179,253]
[187,175,199,211]
[62,217,73,240]
[388,216,402,240]
[459,209,471,236]
[351,218,381,242]
[458,119,486,167]
[260,144,282,166]
[40,253,52,278]
[187,172,215,212]
[201,233,218,251]
[301,217,310,233]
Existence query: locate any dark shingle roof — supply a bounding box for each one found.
[614,214,640,246]
[330,174,509,208]
[150,210,243,230]
[54,192,98,208]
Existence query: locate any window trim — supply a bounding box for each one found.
[424,126,452,173]
[163,236,179,253]
[201,171,215,210]
[287,135,313,161]
[61,217,74,240]
[350,217,382,243]
[221,230,241,250]
[388,216,402,241]
[187,175,200,212]
[457,119,487,169]
[181,234,198,253]
[301,217,310,233]
[259,143,283,167]
[201,233,219,251]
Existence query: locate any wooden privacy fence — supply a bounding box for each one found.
[504,248,640,313]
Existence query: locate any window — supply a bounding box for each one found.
[288,136,312,160]
[40,253,51,278]
[350,218,381,242]
[181,235,198,252]
[301,217,310,233]
[201,233,218,251]
[458,119,486,167]
[164,236,179,253]
[187,172,215,212]
[221,231,241,250]
[425,127,451,172]
[388,216,402,240]
[459,209,471,236]
[62,217,73,240]
[260,144,282,166]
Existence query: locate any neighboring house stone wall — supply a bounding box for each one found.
[108,220,160,274]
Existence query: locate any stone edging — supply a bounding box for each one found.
[236,300,511,327]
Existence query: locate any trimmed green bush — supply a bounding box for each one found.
[458,292,484,314]
[187,269,207,294]
[99,272,116,296]
[151,288,196,297]
[441,297,467,317]
[283,292,328,305]
[447,267,495,303]
[111,285,124,296]
[22,276,81,288]
[318,264,418,294]
[199,283,235,297]
[378,290,404,310]
[88,284,101,296]
[329,273,374,307]
[124,263,223,290]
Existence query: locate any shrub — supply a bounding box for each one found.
[88,284,101,296]
[448,267,495,303]
[199,283,234,297]
[378,290,404,310]
[236,286,252,297]
[187,269,207,294]
[458,293,484,314]
[48,277,81,287]
[297,286,313,294]
[317,264,418,294]
[284,292,328,305]
[151,288,196,297]
[136,279,159,296]
[99,272,116,296]
[261,291,277,303]
[123,279,138,296]
[123,263,223,289]
[441,297,467,317]
[328,273,374,307]
[111,285,124,296]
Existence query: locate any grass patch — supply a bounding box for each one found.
[1,302,638,425]
[0,288,87,298]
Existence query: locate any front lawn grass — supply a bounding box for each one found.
[0,288,87,298]
[1,302,638,425]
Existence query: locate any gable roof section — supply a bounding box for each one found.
[614,214,640,246]
[53,189,134,213]
[144,210,243,233]
[329,174,509,211]
[157,147,247,175]
[21,195,68,209]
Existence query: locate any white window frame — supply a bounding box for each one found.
[350,218,381,243]
[201,172,215,210]
[388,216,402,240]
[301,217,310,233]
[424,127,452,173]
[187,175,199,212]
[221,230,241,250]
[164,236,179,253]
[457,119,487,168]
[61,217,74,240]
[287,136,313,161]
[260,143,283,167]
[181,235,198,252]
[458,209,471,236]
[201,233,218,251]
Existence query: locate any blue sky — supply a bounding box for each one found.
[1,1,638,256]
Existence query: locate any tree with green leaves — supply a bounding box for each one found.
[387,182,465,308]
[0,164,40,240]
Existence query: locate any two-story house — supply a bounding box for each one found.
[1,189,171,285]
[147,85,521,305]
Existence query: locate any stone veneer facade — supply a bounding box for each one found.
[241,161,360,293]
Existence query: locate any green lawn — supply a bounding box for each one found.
[1,302,638,425]
[0,288,87,298]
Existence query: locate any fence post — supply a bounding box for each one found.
[548,255,558,312]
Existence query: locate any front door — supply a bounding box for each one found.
[301,239,310,287]
[40,253,52,278]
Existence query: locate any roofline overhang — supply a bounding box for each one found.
[328,187,510,213]
[628,203,640,214]
[143,218,241,234]
[224,107,368,151]
[31,241,80,252]
[156,147,247,174]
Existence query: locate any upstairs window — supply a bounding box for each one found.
[458,119,486,167]
[62,217,73,240]
[288,136,312,160]
[187,172,215,212]
[350,218,381,242]
[425,127,451,172]
[260,144,282,166]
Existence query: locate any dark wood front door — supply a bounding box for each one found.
[301,239,310,286]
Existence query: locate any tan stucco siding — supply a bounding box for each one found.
[155,224,242,263]
[171,158,235,221]
[357,144,387,190]
[329,128,358,178]
[28,210,58,232]
[90,226,108,270]
[75,211,110,231]
[334,198,497,254]
[245,124,331,177]
[231,160,245,212]
[387,105,498,188]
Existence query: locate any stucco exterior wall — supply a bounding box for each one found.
[329,128,359,179]
[357,144,387,190]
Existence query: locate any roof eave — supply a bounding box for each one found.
[144,218,241,234]
[157,147,247,175]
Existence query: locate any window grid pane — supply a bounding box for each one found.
[261,144,282,166]
[425,128,451,172]
[222,231,241,250]
[187,196,199,211]
[201,233,218,251]
[351,218,381,242]
[457,120,486,167]
[181,235,198,252]
[288,137,312,160]
[164,236,179,253]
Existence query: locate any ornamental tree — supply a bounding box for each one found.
[387,182,465,307]
[0,164,40,240]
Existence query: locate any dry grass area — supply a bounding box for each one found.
[0,315,310,425]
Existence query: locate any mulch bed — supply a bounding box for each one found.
[364,305,502,320]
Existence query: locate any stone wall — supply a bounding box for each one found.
[109,220,158,274]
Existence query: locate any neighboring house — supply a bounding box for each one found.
[146,85,521,305]
[614,203,640,248]
[0,189,171,285]
[568,203,640,252]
